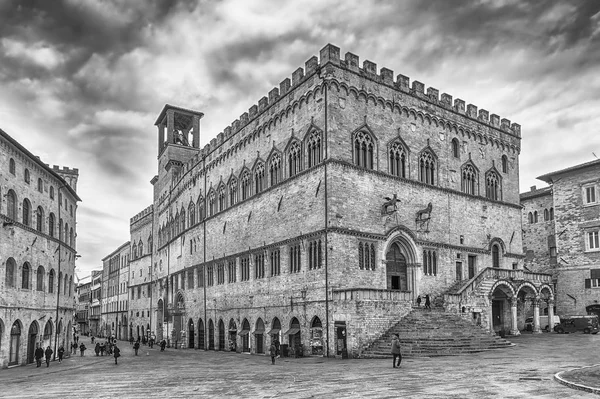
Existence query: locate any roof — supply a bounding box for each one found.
[154,104,204,126]
[537,158,600,183]
[101,241,131,261]
[520,186,552,201]
[0,128,82,202]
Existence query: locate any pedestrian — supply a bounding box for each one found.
[160,339,166,352]
[35,344,44,367]
[274,339,280,358]
[79,343,86,356]
[95,343,100,356]
[100,342,106,356]
[133,341,140,356]
[425,295,431,310]
[149,337,154,349]
[391,334,402,368]
[416,295,422,307]
[269,342,277,365]
[129,336,134,345]
[44,346,53,367]
[91,336,95,344]
[71,342,77,355]
[58,345,65,363]
[113,344,121,365]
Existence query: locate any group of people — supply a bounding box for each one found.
[416,294,432,309]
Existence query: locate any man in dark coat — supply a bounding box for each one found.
[160,339,166,352]
[35,345,44,367]
[391,334,402,368]
[44,346,53,367]
[113,344,121,365]
[133,341,140,356]
[57,345,65,363]
[79,342,86,356]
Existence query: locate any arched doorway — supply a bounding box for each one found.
[66,321,71,353]
[156,299,164,341]
[515,283,537,333]
[208,319,215,350]
[137,325,140,340]
[490,282,516,335]
[310,317,323,355]
[10,321,22,366]
[57,320,63,347]
[42,320,53,351]
[198,318,205,349]
[255,319,265,354]
[240,319,250,352]
[218,320,225,351]
[173,293,185,348]
[228,319,237,352]
[269,317,281,346]
[286,317,301,356]
[386,242,408,290]
[188,319,195,348]
[27,321,39,364]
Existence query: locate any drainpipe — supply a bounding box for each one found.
[203,155,208,350]
[323,77,330,358]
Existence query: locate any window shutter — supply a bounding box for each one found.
[585,278,591,289]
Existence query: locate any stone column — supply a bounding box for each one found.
[166,109,175,144]
[533,298,541,333]
[547,299,555,332]
[158,123,165,154]
[487,297,494,333]
[509,297,520,336]
[192,115,200,148]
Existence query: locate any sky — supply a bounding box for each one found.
[1,0,599,277]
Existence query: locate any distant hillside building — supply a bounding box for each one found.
[0,128,80,368]
[521,159,600,319]
[125,44,553,357]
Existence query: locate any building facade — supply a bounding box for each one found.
[0,128,80,368]
[75,280,91,335]
[100,242,130,340]
[89,270,102,337]
[128,44,553,357]
[523,160,600,319]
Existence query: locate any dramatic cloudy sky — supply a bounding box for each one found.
[1,0,599,276]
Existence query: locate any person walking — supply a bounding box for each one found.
[44,346,53,367]
[94,343,100,356]
[160,339,166,352]
[269,342,277,365]
[133,341,140,356]
[79,342,87,356]
[100,342,106,356]
[425,295,431,310]
[71,342,77,355]
[416,296,422,307]
[129,336,134,345]
[57,345,65,363]
[91,336,95,344]
[391,334,402,368]
[35,344,44,367]
[113,344,121,365]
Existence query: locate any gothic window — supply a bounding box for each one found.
[180,208,186,231]
[289,244,301,273]
[22,198,31,226]
[240,170,251,200]
[9,158,15,175]
[228,260,236,283]
[148,235,153,252]
[422,249,437,276]
[65,223,69,244]
[254,253,265,279]
[419,150,436,185]
[206,265,214,287]
[254,162,265,194]
[138,240,143,256]
[36,206,44,232]
[270,249,281,276]
[359,241,375,270]
[502,155,509,173]
[48,269,54,293]
[492,244,500,268]
[217,263,225,284]
[6,190,17,220]
[50,186,54,200]
[24,168,30,184]
[22,262,30,289]
[534,211,538,223]
[550,207,554,220]
[485,170,501,201]
[308,239,322,270]
[5,257,16,287]
[197,196,205,221]
[389,142,407,178]
[359,243,364,270]
[528,212,533,224]
[69,228,73,247]
[307,129,322,168]
[269,153,281,186]
[451,138,460,158]
[37,178,43,193]
[37,266,45,291]
[544,209,549,221]
[241,256,250,281]
[132,243,138,259]
[354,131,374,169]
[461,163,478,195]
[288,141,302,177]
[208,191,216,216]
[188,202,195,227]
[174,212,180,236]
[218,185,226,212]
[229,177,238,206]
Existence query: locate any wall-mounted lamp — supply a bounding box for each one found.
[3,221,14,228]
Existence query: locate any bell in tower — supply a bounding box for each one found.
[154,104,204,155]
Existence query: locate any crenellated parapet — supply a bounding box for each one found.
[130,204,154,225]
[51,164,79,193]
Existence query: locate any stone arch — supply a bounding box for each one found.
[488,280,516,299]
[538,284,554,300]
[515,281,538,299]
[218,319,226,351]
[254,318,265,354]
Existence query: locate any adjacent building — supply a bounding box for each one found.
[75,279,91,335]
[100,242,130,339]
[88,270,103,337]
[0,128,80,368]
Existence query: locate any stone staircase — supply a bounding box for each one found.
[361,307,513,358]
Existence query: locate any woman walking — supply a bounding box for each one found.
[391,334,402,368]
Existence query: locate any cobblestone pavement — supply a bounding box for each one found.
[0,332,598,398]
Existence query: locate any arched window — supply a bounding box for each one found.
[422,249,437,276]
[64,222,69,244]
[218,185,226,212]
[138,240,143,256]
[389,142,407,178]
[502,155,509,173]
[254,162,265,194]
[70,228,74,247]
[36,206,44,232]
[6,190,17,220]
[64,274,68,295]
[269,153,281,186]
[22,263,30,289]
[461,163,477,195]
[69,276,73,296]
[148,235,153,253]
[534,211,539,223]
[197,196,205,221]
[9,158,16,175]
[48,269,55,293]
[49,186,54,199]
[5,258,16,287]
[307,129,322,168]
[180,208,186,231]
[208,191,216,217]
[492,244,500,268]
[37,266,45,291]
[132,243,138,259]
[485,170,501,201]
[544,209,549,221]
[229,178,238,206]
[550,207,554,220]
[37,178,43,193]
[49,213,55,237]
[59,219,63,240]
[288,141,302,177]
[174,212,180,236]
[188,202,196,227]
[240,170,251,200]
[354,131,374,169]
[22,198,31,226]
[451,138,460,158]
[24,169,30,184]
[419,151,436,185]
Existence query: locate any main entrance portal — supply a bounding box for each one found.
[386,242,408,291]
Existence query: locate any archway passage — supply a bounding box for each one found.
[198,319,205,350]
[188,319,195,349]
[27,322,39,364]
[255,319,265,354]
[10,321,21,366]
[386,242,408,290]
[208,320,215,350]
[229,319,237,352]
[286,317,301,357]
[218,320,225,351]
[240,319,250,352]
